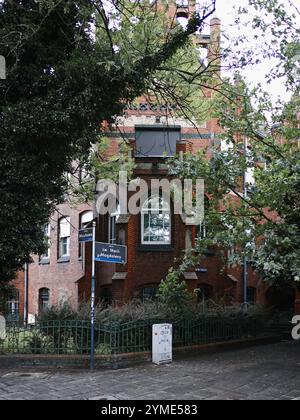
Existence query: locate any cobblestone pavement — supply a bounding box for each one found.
[0,341,299,400]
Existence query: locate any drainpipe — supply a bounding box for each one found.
[23,262,28,325]
[243,137,248,307]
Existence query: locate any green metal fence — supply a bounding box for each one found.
[0,315,263,356]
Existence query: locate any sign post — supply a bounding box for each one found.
[88,232,127,370]
[90,221,96,371]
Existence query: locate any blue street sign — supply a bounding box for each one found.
[78,228,93,243]
[196,267,208,273]
[95,242,127,264]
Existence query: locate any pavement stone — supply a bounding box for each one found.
[0,341,299,400]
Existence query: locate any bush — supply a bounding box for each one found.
[37,302,78,322]
[157,267,194,316]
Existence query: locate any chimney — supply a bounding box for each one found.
[208,17,221,72]
[175,0,196,19]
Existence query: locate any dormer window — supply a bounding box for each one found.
[135,126,180,158]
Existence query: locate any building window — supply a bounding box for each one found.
[141,195,171,245]
[247,287,257,305]
[79,211,93,257]
[197,221,207,239]
[100,288,112,306]
[197,284,213,303]
[135,127,180,158]
[109,204,120,244]
[6,291,19,321]
[141,287,157,303]
[39,288,50,313]
[41,223,51,260]
[59,217,70,258]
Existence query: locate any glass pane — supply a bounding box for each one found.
[81,211,93,226]
[60,237,70,257]
[60,217,70,238]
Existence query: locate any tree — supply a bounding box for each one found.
[0,0,217,295]
[169,0,300,290]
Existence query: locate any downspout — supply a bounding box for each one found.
[23,262,28,325]
[243,136,248,306]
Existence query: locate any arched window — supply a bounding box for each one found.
[80,211,93,228]
[39,288,50,313]
[141,195,171,245]
[79,211,93,257]
[58,217,70,258]
[197,284,213,303]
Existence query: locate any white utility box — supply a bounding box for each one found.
[152,324,172,365]
[0,315,6,341]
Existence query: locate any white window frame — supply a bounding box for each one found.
[141,195,171,246]
[79,211,93,257]
[59,217,71,258]
[42,223,51,259]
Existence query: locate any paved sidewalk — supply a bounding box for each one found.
[0,341,299,400]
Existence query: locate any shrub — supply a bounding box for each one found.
[157,267,194,316]
[37,302,78,322]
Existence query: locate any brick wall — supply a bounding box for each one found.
[24,202,93,318]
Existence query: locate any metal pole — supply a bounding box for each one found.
[90,221,96,370]
[243,136,248,306]
[23,263,28,325]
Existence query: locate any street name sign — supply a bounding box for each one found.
[78,228,93,243]
[94,242,127,264]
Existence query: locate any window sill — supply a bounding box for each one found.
[139,245,173,252]
[39,258,50,265]
[57,256,70,264]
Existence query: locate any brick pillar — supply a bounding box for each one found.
[295,290,300,315]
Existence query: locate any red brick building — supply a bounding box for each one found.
[9,3,299,320]
[11,202,93,322]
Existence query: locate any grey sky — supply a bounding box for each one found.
[212,0,296,103]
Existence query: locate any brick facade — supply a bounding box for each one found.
[9,3,298,317]
[14,202,93,320]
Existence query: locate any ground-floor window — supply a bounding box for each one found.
[100,288,112,306]
[247,287,257,305]
[141,286,157,303]
[197,284,213,303]
[6,291,19,321]
[39,288,50,313]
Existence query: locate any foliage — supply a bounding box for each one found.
[168,1,300,288]
[157,266,195,315]
[38,298,267,325]
[0,0,216,290]
[37,302,78,323]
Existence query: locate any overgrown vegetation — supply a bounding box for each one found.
[0,0,217,292]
